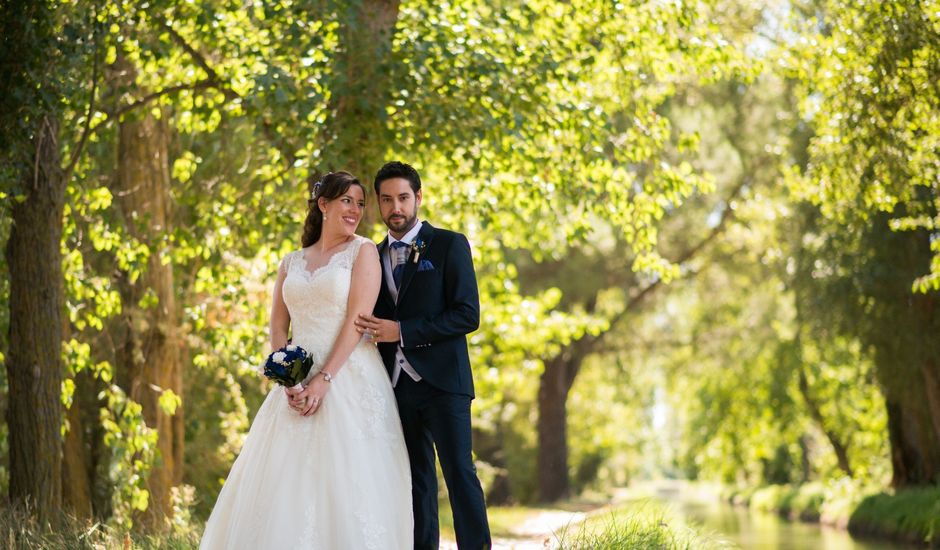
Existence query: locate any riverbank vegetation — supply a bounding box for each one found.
[728,483,940,546]
[850,488,940,547]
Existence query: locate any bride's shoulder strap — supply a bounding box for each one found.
[345,236,363,263]
[339,236,374,269]
[280,249,301,274]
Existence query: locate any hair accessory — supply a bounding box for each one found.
[310,181,322,201]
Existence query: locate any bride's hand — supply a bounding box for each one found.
[297,376,331,416]
[285,384,305,411]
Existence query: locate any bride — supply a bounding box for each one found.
[200,171,413,549]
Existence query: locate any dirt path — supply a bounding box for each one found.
[440,508,589,549]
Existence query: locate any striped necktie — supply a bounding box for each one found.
[390,241,409,288]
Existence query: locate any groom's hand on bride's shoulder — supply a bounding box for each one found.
[354,314,400,344]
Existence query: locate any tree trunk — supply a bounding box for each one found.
[317,0,401,220]
[877,229,940,487]
[88,368,113,517]
[5,115,65,519]
[537,355,577,502]
[62,384,93,519]
[885,387,940,487]
[112,100,183,527]
[914,291,940,448]
[60,310,94,518]
[797,367,854,477]
[919,359,940,451]
[798,434,812,483]
[173,344,186,487]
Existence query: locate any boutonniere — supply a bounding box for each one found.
[411,239,428,263]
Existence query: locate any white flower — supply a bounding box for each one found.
[272,351,287,365]
[286,345,297,352]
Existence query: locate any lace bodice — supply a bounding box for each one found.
[281,236,368,363]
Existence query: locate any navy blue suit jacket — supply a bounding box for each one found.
[375,222,480,397]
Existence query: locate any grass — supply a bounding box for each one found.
[440,491,723,549]
[8,500,555,549]
[0,505,199,549]
[848,486,940,546]
[552,501,732,550]
[438,498,457,540]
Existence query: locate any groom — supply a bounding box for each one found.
[355,161,491,549]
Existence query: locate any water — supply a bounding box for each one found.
[647,483,915,550]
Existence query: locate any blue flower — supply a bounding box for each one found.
[262,345,314,387]
[411,239,428,263]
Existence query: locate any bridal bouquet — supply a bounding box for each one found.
[262,344,314,391]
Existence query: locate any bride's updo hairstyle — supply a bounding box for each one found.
[301,171,365,247]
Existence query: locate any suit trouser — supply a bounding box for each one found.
[394,375,491,550]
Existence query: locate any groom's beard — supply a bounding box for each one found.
[384,212,418,234]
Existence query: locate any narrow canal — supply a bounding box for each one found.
[648,483,916,550]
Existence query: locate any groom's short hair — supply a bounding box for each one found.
[374,161,422,195]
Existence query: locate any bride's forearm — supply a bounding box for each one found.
[270,261,290,351]
[269,312,290,351]
[270,328,289,351]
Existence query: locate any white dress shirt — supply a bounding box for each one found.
[383,220,424,386]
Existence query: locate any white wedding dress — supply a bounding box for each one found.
[200,236,413,549]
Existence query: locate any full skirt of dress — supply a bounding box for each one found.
[199,343,413,549]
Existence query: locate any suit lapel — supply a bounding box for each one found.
[396,222,436,303]
[377,236,389,260]
[377,236,396,308]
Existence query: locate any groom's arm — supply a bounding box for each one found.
[399,233,480,347]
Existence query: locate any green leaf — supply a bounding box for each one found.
[158,389,182,416]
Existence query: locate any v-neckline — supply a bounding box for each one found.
[298,238,355,279]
